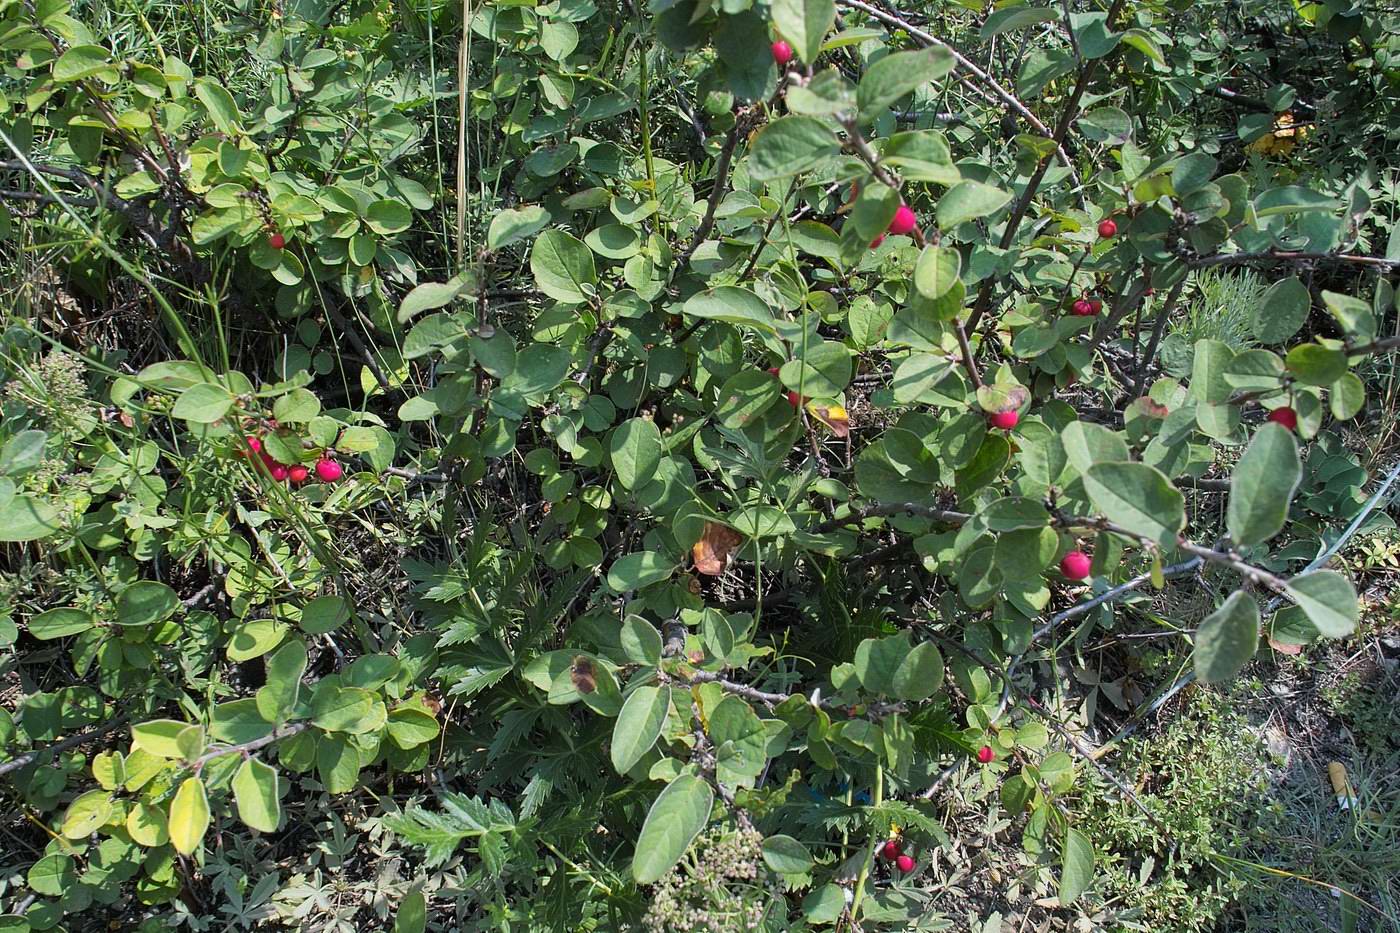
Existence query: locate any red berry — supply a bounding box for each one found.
[1267,407,1298,431]
[1072,299,1094,316]
[786,390,803,408]
[1097,219,1118,239]
[988,410,1019,430]
[260,451,281,469]
[1060,550,1092,580]
[888,204,917,236]
[268,232,286,250]
[242,435,262,457]
[315,458,344,482]
[870,234,885,249]
[766,366,781,377]
[288,464,310,485]
[881,839,901,861]
[977,745,995,764]
[771,40,793,66]
[269,463,289,482]
[1089,298,1103,314]
[895,854,915,873]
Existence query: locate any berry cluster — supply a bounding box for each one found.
[240,435,343,486]
[879,837,915,874]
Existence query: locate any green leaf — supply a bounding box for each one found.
[62,789,113,839]
[300,595,351,634]
[856,47,955,114]
[0,430,47,476]
[1059,827,1094,905]
[488,206,551,251]
[232,758,281,832]
[1251,275,1310,344]
[317,734,361,792]
[936,181,1011,230]
[1254,186,1340,216]
[610,418,662,490]
[761,834,815,873]
[397,276,471,324]
[771,0,835,64]
[171,382,234,423]
[52,45,115,83]
[632,773,714,883]
[395,891,427,933]
[387,707,441,748]
[530,229,597,303]
[116,580,179,627]
[0,495,60,542]
[802,884,846,922]
[366,199,413,234]
[131,719,191,758]
[194,78,243,135]
[611,685,669,774]
[311,685,380,733]
[913,245,961,299]
[1194,590,1260,683]
[621,616,663,666]
[126,801,169,847]
[1227,423,1301,547]
[272,387,320,423]
[169,777,211,855]
[709,695,769,785]
[1285,343,1348,386]
[1330,372,1365,420]
[1082,462,1185,549]
[779,341,852,398]
[607,551,676,591]
[28,608,94,640]
[26,853,75,896]
[880,130,960,185]
[890,641,944,700]
[748,116,841,181]
[682,286,778,334]
[981,6,1058,38]
[1285,570,1358,638]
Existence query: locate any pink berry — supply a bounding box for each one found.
[1060,550,1092,580]
[315,458,343,482]
[1267,407,1298,431]
[771,40,793,66]
[1098,219,1118,239]
[881,839,901,861]
[269,232,286,250]
[870,234,885,249]
[288,464,310,485]
[989,410,1019,430]
[977,745,995,764]
[1072,299,1094,316]
[895,854,915,873]
[888,204,917,236]
[766,366,781,377]
[269,464,289,482]
[242,435,262,457]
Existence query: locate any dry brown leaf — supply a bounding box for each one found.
[692,521,743,575]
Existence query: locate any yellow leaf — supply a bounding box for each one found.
[169,777,211,855]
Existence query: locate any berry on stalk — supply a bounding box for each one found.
[269,231,286,250]
[988,410,1019,430]
[977,745,995,764]
[1267,407,1298,431]
[895,854,915,873]
[771,40,793,66]
[1060,550,1092,580]
[315,458,344,482]
[1072,298,1094,316]
[880,839,901,861]
[888,204,917,236]
[1097,218,1118,239]
[288,464,310,485]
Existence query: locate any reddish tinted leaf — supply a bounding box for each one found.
[693,522,744,575]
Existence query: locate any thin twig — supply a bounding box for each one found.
[0,715,131,779]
